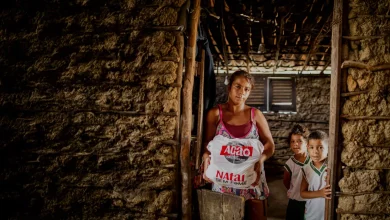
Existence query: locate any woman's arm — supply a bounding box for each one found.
[251,109,275,186]
[300,175,332,199]
[202,107,219,182]
[202,107,218,156]
[283,170,291,189]
[254,109,275,164]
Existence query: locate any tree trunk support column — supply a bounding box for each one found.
[181,0,201,219]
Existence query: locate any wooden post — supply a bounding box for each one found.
[195,49,205,169]
[325,168,331,220]
[180,0,201,219]
[327,0,343,219]
[174,31,184,215]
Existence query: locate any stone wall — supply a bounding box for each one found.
[337,0,390,218]
[215,75,330,173]
[0,0,185,219]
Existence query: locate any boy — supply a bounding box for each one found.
[284,124,310,220]
[300,130,331,220]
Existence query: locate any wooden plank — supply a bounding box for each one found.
[195,49,205,169]
[327,0,343,219]
[342,35,387,41]
[197,190,223,220]
[180,0,200,219]
[197,190,244,220]
[325,168,331,220]
[341,60,390,72]
[336,191,390,196]
[336,209,390,215]
[340,90,369,97]
[174,32,184,213]
[222,193,245,220]
[341,115,390,120]
[197,190,205,220]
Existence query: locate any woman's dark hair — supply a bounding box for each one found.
[287,124,309,144]
[228,70,255,89]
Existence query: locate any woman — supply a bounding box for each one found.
[203,70,275,201]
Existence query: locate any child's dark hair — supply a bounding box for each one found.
[308,130,329,147]
[228,70,255,89]
[287,124,309,144]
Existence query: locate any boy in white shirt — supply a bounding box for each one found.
[300,130,331,220]
[284,124,310,220]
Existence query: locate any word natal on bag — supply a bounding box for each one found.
[205,135,264,188]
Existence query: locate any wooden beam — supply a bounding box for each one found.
[336,208,390,215]
[336,210,390,215]
[341,60,390,72]
[195,49,205,169]
[162,56,180,62]
[180,0,200,219]
[247,31,252,72]
[148,25,185,32]
[342,35,388,41]
[348,165,390,170]
[327,0,343,219]
[366,144,390,149]
[341,115,390,120]
[325,167,331,220]
[274,16,285,72]
[170,31,184,214]
[336,191,390,196]
[206,26,224,61]
[216,52,330,55]
[8,109,178,116]
[348,14,390,18]
[162,139,180,146]
[212,44,332,49]
[340,90,369,97]
[301,15,332,73]
[320,57,331,74]
[220,9,230,74]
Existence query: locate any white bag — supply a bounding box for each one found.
[205,135,264,188]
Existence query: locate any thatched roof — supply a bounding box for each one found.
[202,0,333,74]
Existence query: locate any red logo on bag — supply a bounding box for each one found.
[220,145,253,157]
[216,170,245,181]
[219,141,253,164]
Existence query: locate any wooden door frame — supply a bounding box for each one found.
[327,0,343,219]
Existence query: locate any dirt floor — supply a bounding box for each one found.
[267,174,288,220]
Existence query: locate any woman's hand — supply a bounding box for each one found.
[202,153,213,183]
[320,185,332,199]
[252,161,261,186]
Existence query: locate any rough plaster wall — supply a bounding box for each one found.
[0,0,185,219]
[338,0,390,218]
[215,75,330,172]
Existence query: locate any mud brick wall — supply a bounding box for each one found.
[337,0,390,219]
[215,75,330,173]
[0,0,185,219]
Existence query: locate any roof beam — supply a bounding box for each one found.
[273,17,285,72]
[301,14,333,73]
[320,57,331,74]
[206,26,224,62]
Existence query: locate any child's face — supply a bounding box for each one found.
[307,139,328,162]
[290,134,306,154]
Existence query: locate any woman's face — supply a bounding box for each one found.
[228,76,252,105]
